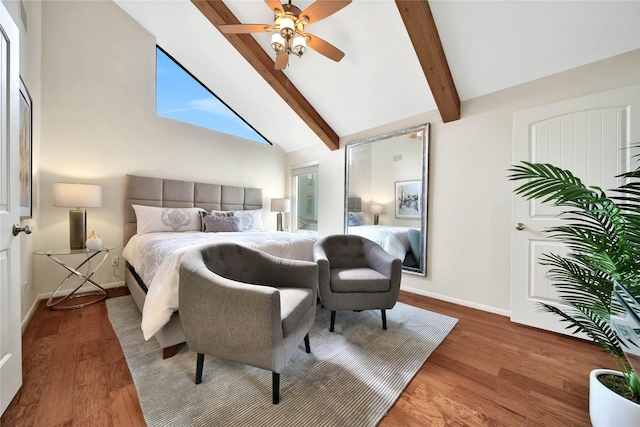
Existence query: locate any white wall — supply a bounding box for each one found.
[21,0,289,319]
[290,49,640,316]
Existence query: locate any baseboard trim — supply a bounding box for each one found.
[22,280,126,334]
[36,280,126,301]
[22,297,41,335]
[400,285,511,318]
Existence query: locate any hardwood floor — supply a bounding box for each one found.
[2,289,610,426]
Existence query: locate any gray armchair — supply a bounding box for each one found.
[179,243,318,404]
[313,235,402,332]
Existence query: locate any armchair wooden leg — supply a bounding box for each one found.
[304,333,311,353]
[195,353,204,384]
[381,309,387,330]
[330,311,336,332]
[272,372,280,404]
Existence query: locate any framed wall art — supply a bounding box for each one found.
[395,180,421,219]
[19,77,32,218]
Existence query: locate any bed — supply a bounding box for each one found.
[346,201,420,265]
[347,225,415,261]
[122,175,317,358]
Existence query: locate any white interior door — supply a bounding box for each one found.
[511,85,640,335]
[0,3,21,416]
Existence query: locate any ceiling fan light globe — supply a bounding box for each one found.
[292,35,306,56]
[271,33,285,52]
[279,17,295,39]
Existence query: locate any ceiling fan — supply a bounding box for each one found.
[218,0,351,70]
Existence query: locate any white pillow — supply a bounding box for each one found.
[209,209,263,231]
[133,205,203,234]
[237,209,263,230]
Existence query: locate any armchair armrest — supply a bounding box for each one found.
[312,244,330,291]
[366,244,402,291]
[256,252,318,291]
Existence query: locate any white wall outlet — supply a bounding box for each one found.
[112,256,119,266]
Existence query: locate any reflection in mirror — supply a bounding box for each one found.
[345,124,429,275]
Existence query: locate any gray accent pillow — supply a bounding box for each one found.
[199,210,234,231]
[348,211,366,226]
[203,215,242,232]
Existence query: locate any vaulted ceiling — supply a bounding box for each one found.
[115,0,640,153]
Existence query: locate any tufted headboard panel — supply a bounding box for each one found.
[347,197,362,212]
[124,175,263,244]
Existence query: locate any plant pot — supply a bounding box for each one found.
[590,369,640,426]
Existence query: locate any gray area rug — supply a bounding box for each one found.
[106,295,458,426]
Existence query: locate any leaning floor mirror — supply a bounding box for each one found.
[345,124,429,276]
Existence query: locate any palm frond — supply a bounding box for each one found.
[508,162,598,206]
[539,303,623,357]
[509,152,640,400]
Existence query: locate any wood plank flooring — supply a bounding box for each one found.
[2,288,611,426]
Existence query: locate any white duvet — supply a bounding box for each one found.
[122,230,318,340]
[347,225,416,260]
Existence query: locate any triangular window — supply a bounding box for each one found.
[155,46,270,145]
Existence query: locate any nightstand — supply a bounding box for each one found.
[35,246,116,310]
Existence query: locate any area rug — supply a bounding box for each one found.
[106,295,458,426]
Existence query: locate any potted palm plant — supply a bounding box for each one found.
[508,154,640,426]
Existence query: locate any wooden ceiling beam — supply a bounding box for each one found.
[395,1,460,122]
[191,0,340,151]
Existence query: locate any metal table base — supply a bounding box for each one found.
[38,248,113,310]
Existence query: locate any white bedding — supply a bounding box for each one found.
[347,225,416,260]
[122,230,318,340]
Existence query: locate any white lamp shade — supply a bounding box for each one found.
[271,198,291,213]
[53,183,102,208]
[370,204,383,214]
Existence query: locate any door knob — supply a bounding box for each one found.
[515,223,526,231]
[13,224,33,236]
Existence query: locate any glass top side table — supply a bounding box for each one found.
[35,246,116,310]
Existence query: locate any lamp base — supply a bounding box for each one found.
[69,209,87,249]
[276,212,283,231]
[374,214,379,225]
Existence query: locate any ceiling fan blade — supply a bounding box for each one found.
[305,34,345,62]
[275,52,289,70]
[300,0,351,24]
[264,0,284,15]
[218,24,273,34]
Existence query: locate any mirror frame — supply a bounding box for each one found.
[344,123,429,276]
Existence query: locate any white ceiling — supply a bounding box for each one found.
[115,0,640,153]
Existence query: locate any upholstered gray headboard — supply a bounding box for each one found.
[348,197,362,212]
[124,175,263,244]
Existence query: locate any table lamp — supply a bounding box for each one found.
[53,182,102,249]
[270,198,290,231]
[371,204,383,225]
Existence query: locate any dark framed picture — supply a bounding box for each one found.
[19,77,32,219]
[395,180,421,219]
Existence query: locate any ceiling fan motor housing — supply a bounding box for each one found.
[276,4,306,33]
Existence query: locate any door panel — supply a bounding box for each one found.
[511,85,639,334]
[0,3,21,415]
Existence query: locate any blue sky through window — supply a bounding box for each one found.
[155,47,270,145]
